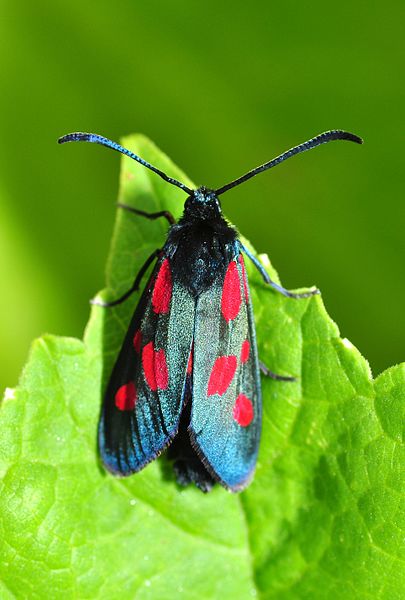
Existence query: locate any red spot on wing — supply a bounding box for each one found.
[115,382,137,411]
[187,347,193,375]
[142,341,169,391]
[233,394,254,426]
[155,349,169,390]
[240,340,250,363]
[208,356,237,396]
[152,259,172,314]
[221,261,242,322]
[133,329,142,353]
[238,255,249,303]
[142,342,157,390]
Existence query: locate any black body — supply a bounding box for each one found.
[165,187,238,295]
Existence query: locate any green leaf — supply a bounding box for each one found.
[1,135,403,599]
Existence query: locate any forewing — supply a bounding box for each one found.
[99,255,195,475]
[190,254,261,491]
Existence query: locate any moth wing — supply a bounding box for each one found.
[190,254,261,491]
[99,256,195,475]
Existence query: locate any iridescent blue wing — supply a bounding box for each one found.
[99,256,195,475]
[190,254,262,491]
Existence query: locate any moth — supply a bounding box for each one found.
[59,130,362,492]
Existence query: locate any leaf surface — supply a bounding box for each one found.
[0,136,403,599]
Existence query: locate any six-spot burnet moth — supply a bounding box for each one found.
[59,129,362,492]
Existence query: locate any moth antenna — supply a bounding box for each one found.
[58,132,193,195]
[215,130,363,196]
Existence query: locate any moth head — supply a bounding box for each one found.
[183,187,222,221]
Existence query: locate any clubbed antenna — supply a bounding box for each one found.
[58,132,193,195]
[214,130,363,196]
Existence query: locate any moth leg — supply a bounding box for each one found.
[259,361,296,382]
[118,203,176,225]
[91,248,161,307]
[240,243,320,299]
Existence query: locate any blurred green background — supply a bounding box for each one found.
[0,1,403,394]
